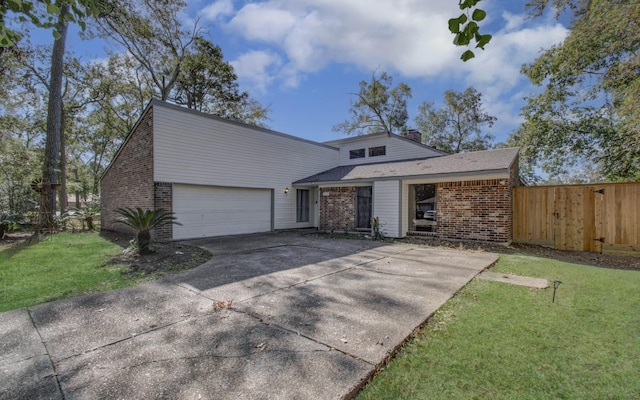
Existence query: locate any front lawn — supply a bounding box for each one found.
[0,232,133,312]
[359,254,640,399]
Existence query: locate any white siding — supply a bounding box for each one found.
[153,104,339,230]
[336,136,443,166]
[373,180,402,238]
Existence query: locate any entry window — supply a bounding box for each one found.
[414,184,437,232]
[296,189,310,222]
[368,146,386,157]
[349,148,365,159]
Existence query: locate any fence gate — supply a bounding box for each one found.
[513,183,640,256]
[553,186,600,252]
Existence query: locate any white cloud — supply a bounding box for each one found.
[210,0,569,112]
[223,0,462,85]
[231,50,282,93]
[460,21,568,106]
[200,0,233,21]
[502,11,526,32]
[227,3,297,43]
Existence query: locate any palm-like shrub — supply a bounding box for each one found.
[0,213,24,239]
[66,206,101,231]
[114,207,181,254]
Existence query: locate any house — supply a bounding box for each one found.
[101,100,520,242]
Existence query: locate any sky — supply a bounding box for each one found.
[50,0,569,145]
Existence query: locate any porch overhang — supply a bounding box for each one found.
[293,147,519,186]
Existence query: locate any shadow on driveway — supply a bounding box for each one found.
[1,232,497,399]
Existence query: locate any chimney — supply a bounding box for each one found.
[406,129,422,143]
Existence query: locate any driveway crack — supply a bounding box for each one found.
[54,314,215,363]
[27,308,65,400]
[94,348,333,371]
[237,266,354,303]
[232,308,374,367]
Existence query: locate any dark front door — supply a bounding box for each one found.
[357,186,372,229]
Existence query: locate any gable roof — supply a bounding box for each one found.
[323,131,449,155]
[294,147,519,185]
[101,99,340,181]
[154,100,338,150]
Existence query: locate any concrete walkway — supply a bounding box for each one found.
[1,233,497,399]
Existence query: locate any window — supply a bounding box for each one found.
[349,148,366,159]
[296,189,310,222]
[369,146,386,157]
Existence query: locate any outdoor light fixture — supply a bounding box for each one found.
[284,187,289,195]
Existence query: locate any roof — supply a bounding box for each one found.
[153,100,338,151]
[101,99,340,181]
[323,131,449,155]
[293,147,519,184]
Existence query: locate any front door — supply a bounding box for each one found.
[356,186,372,229]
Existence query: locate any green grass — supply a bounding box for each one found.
[359,254,640,399]
[0,232,134,312]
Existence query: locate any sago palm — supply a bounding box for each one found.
[0,213,24,239]
[114,207,181,254]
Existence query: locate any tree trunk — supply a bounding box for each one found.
[41,4,70,230]
[74,168,81,208]
[138,230,151,255]
[59,103,68,214]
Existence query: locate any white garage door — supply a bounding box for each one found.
[173,184,272,240]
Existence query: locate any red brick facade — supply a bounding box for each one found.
[100,106,173,242]
[319,187,357,232]
[153,182,173,240]
[436,179,513,242]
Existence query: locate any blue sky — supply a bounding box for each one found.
[43,0,568,145]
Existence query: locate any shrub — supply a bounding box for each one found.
[0,213,25,239]
[114,208,181,255]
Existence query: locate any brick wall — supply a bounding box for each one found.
[319,187,356,232]
[436,179,512,242]
[100,106,155,238]
[153,182,173,241]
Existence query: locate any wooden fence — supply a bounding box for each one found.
[513,183,640,256]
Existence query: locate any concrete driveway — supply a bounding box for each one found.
[1,232,497,399]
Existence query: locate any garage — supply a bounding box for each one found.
[172,184,272,240]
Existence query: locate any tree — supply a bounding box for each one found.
[0,47,44,214]
[1,0,99,230]
[333,70,411,136]
[93,1,269,126]
[94,0,199,101]
[77,54,152,194]
[40,2,71,228]
[512,0,640,180]
[1,0,98,52]
[172,36,270,126]
[0,134,39,214]
[415,87,496,153]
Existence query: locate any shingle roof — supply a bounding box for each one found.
[294,147,519,184]
[323,131,449,155]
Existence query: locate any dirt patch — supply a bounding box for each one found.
[400,236,640,271]
[99,230,212,275]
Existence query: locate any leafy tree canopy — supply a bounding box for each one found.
[415,87,496,153]
[512,0,640,180]
[0,0,98,49]
[333,70,411,136]
[172,36,270,126]
[93,0,269,126]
